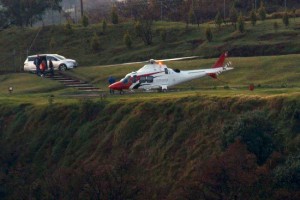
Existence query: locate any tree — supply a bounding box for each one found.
[215,11,222,29]
[205,25,213,42]
[135,20,153,45]
[111,5,119,24]
[123,31,132,49]
[250,9,257,26]
[238,13,245,33]
[102,19,107,33]
[188,7,196,25]
[274,153,300,192]
[0,7,10,29]
[258,1,266,21]
[81,15,89,27]
[64,20,73,35]
[229,6,238,29]
[0,0,62,27]
[160,29,167,43]
[282,12,289,27]
[222,110,275,165]
[91,33,100,51]
[199,140,259,199]
[49,37,56,50]
[273,21,279,32]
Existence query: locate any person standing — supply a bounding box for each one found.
[49,59,54,77]
[108,76,116,94]
[40,59,46,77]
[34,55,41,76]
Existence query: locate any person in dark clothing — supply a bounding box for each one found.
[34,55,41,76]
[49,59,54,77]
[108,76,116,94]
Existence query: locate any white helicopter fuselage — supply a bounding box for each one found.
[109,52,233,92]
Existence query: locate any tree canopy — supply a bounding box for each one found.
[0,0,61,27]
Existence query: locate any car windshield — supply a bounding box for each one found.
[55,55,66,60]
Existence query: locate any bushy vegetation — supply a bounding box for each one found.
[0,17,299,71]
[81,15,89,27]
[123,31,132,49]
[91,33,100,51]
[205,25,213,42]
[102,19,107,33]
[0,96,300,199]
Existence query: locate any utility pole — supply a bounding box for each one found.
[285,0,287,10]
[80,0,83,17]
[224,0,226,19]
[160,1,163,21]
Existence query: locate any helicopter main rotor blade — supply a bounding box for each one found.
[157,56,199,62]
[101,56,200,67]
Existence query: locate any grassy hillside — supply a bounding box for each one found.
[0,96,300,199]
[0,18,299,72]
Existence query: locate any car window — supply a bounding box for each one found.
[55,55,66,60]
[47,56,58,61]
[28,57,35,62]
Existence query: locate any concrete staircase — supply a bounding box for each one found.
[45,72,102,93]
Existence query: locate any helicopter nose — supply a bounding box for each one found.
[109,81,123,90]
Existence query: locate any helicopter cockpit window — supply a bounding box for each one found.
[121,75,131,84]
[133,75,137,83]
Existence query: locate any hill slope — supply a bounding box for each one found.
[0,96,300,199]
[0,18,299,72]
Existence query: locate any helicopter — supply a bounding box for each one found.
[109,52,233,93]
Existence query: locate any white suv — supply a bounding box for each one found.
[24,54,78,72]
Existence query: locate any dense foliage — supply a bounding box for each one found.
[0,96,300,199]
[0,0,61,27]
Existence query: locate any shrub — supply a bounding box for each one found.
[49,37,56,50]
[160,29,167,42]
[258,2,266,21]
[111,6,118,24]
[91,33,100,51]
[215,11,222,29]
[229,6,238,29]
[238,13,245,33]
[205,25,213,42]
[282,12,289,27]
[81,15,89,27]
[273,21,279,32]
[188,8,196,24]
[250,9,257,26]
[274,154,300,190]
[102,19,107,33]
[222,110,275,165]
[134,20,153,45]
[64,21,73,34]
[123,31,132,49]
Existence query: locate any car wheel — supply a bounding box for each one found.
[59,64,67,71]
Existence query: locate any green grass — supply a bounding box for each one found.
[65,53,300,89]
[0,54,299,104]
[0,18,299,72]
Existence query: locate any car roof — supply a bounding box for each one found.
[28,54,63,57]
